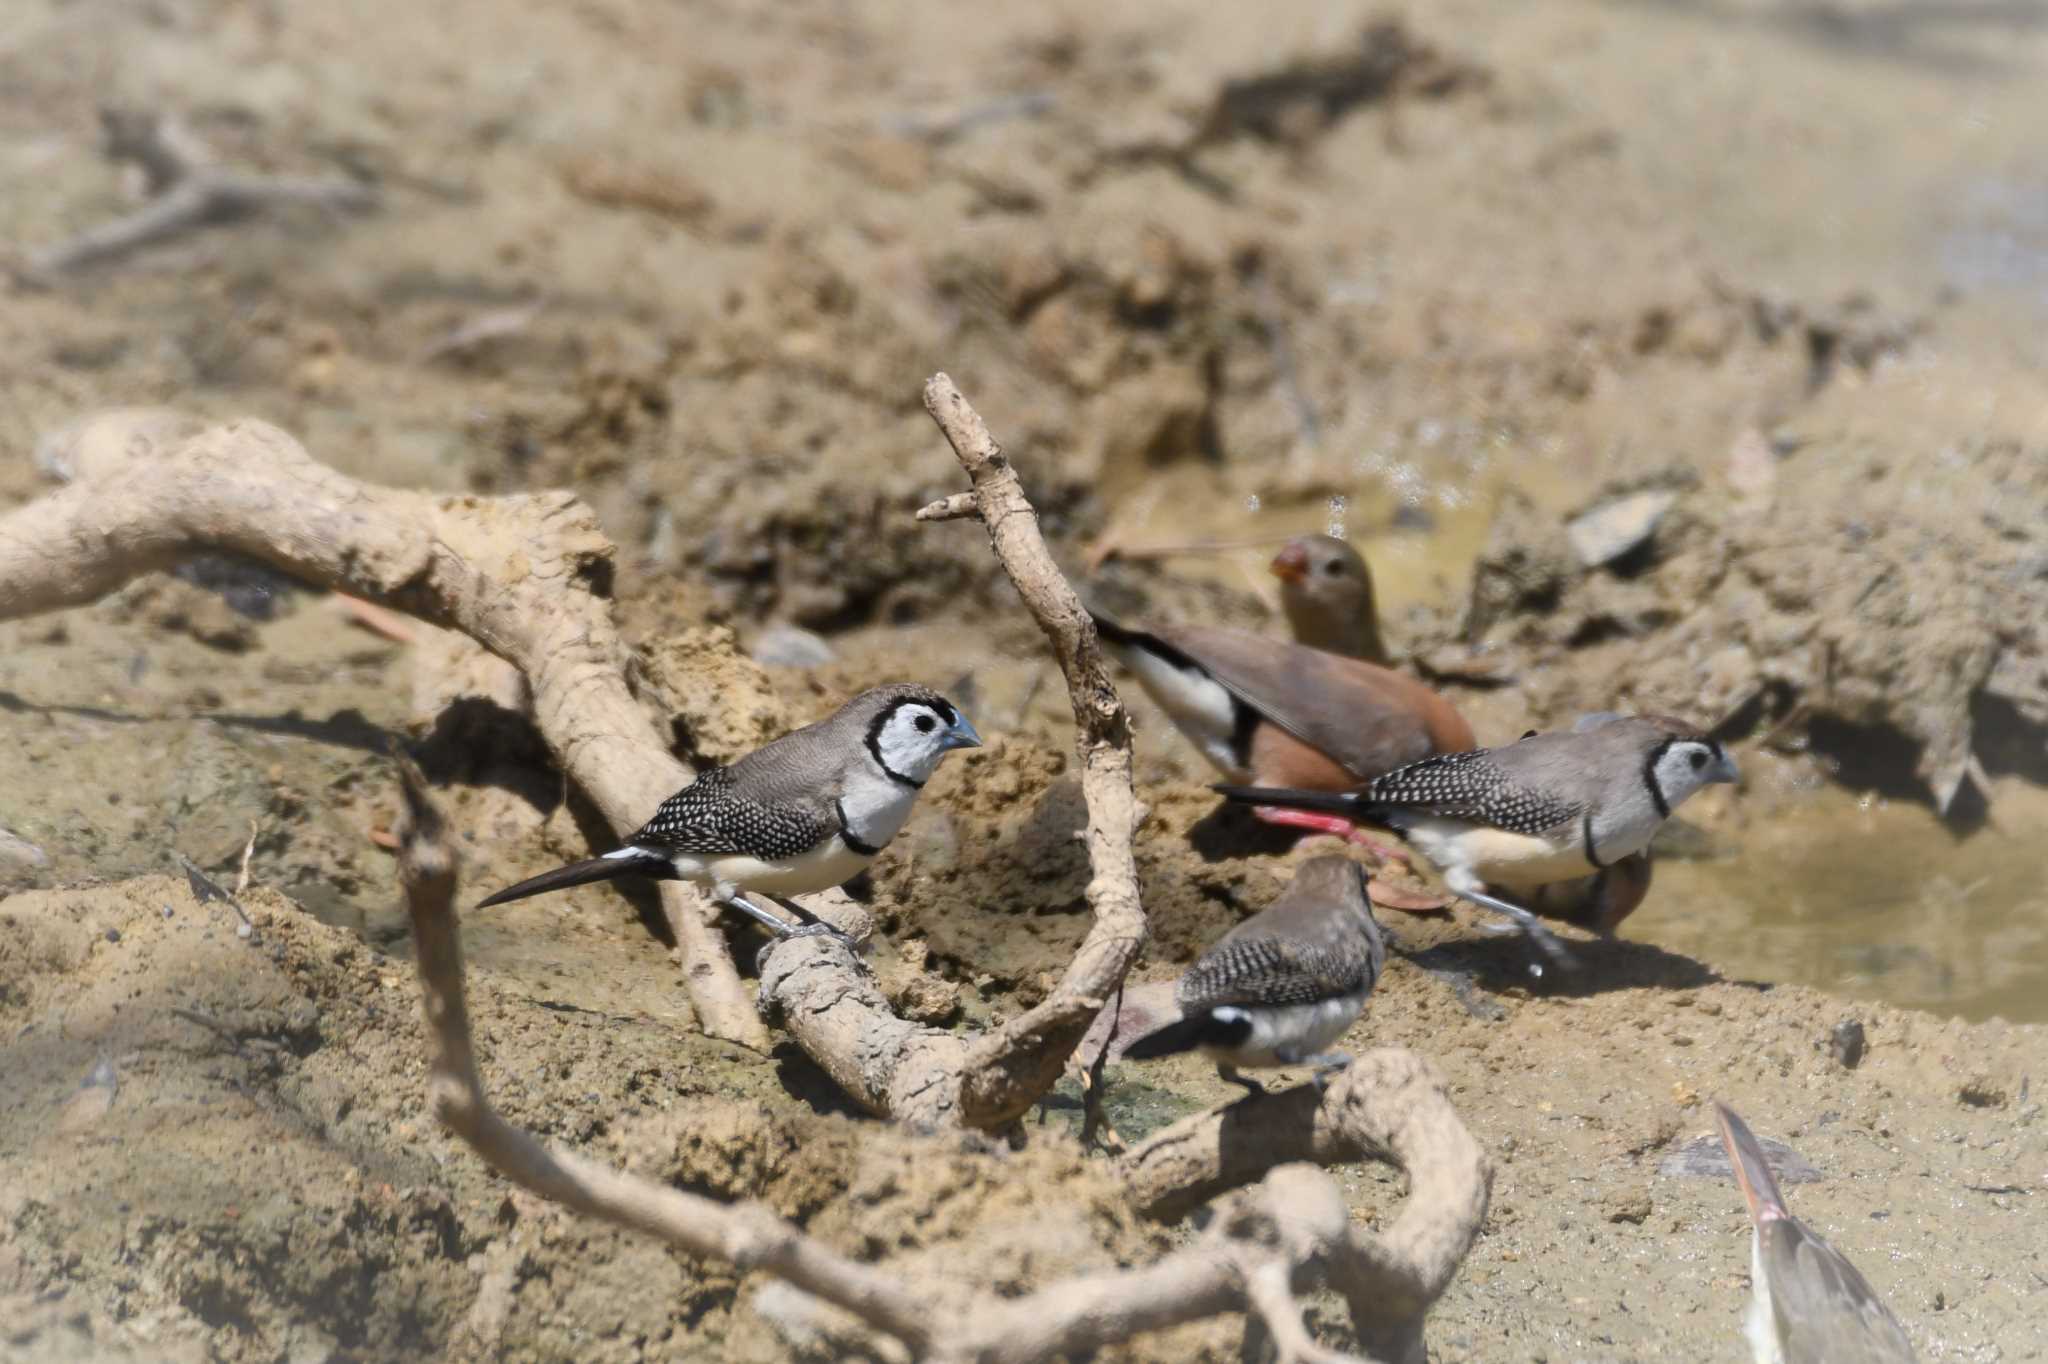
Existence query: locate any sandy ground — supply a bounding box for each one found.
[3,0,2047,1360]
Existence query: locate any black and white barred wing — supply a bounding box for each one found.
[1366,749,1583,835]
[630,767,838,861]
[1177,933,1374,1011]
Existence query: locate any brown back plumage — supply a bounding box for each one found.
[1148,623,1475,780]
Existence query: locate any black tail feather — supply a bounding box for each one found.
[1210,783,1368,817]
[1121,1008,1251,1061]
[1089,613,1147,649]
[475,851,673,908]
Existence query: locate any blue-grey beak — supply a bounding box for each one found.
[945,713,983,750]
[1711,750,1740,785]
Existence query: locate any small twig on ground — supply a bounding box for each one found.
[169,1006,282,1056]
[174,851,256,940]
[878,91,1057,145]
[416,302,545,364]
[21,107,377,280]
[234,820,260,897]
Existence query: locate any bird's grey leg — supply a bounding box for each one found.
[1217,1064,1266,1096]
[1443,872,1578,974]
[760,892,860,948]
[761,892,831,930]
[710,890,801,936]
[1286,1050,1353,1089]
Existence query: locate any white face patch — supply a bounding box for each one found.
[870,701,963,785]
[1650,738,1733,812]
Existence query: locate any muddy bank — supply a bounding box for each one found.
[6,0,2048,1358]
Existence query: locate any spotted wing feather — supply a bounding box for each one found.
[1364,749,1584,835]
[630,766,839,862]
[1177,932,1376,1011]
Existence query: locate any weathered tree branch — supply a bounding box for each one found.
[398,757,1459,1361]
[924,372,1147,1124]
[1,408,763,1047]
[758,373,1146,1129]
[19,107,376,280]
[1117,1051,1492,1364]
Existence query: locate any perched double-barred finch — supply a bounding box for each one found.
[1214,714,1738,967]
[1714,1103,1916,1363]
[477,684,981,937]
[1122,855,1384,1092]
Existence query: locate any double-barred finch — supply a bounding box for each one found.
[1214,714,1738,968]
[476,684,980,938]
[1121,855,1384,1092]
[1714,1103,1916,1363]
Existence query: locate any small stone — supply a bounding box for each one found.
[749,623,836,669]
[105,928,121,943]
[1566,489,1680,569]
[1830,1018,1867,1070]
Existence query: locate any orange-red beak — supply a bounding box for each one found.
[1270,542,1309,584]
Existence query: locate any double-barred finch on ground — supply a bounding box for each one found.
[1714,1103,1917,1363]
[476,683,980,938]
[1091,536,1474,856]
[1121,855,1384,1092]
[1214,713,1738,968]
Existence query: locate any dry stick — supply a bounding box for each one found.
[22,108,376,279]
[761,374,1145,1128]
[394,763,1420,1363]
[1117,1050,1492,1364]
[0,410,762,1047]
[919,372,1147,1128]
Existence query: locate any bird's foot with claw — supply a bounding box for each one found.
[1299,1052,1353,1090]
[753,921,863,976]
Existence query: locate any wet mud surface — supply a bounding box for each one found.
[4,0,2047,1359]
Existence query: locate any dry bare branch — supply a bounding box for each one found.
[396,762,1458,1360]
[758,373,1146,1129]
[922,372,1147,1125]
[913,491,980,522]
[1117,1050,1492,1364]
[22,108,376,281]
[393,762,933,1351]
[1,409,763,1046]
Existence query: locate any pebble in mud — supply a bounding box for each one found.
[1830,1017,1867,1069]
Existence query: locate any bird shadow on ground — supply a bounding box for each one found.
[1396,926,1721,1002]
[1183,800,1338,861]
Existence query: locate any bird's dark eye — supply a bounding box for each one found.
[913,713,937,734]
[1688,749,1708,770]
[1323,561,1346,576]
